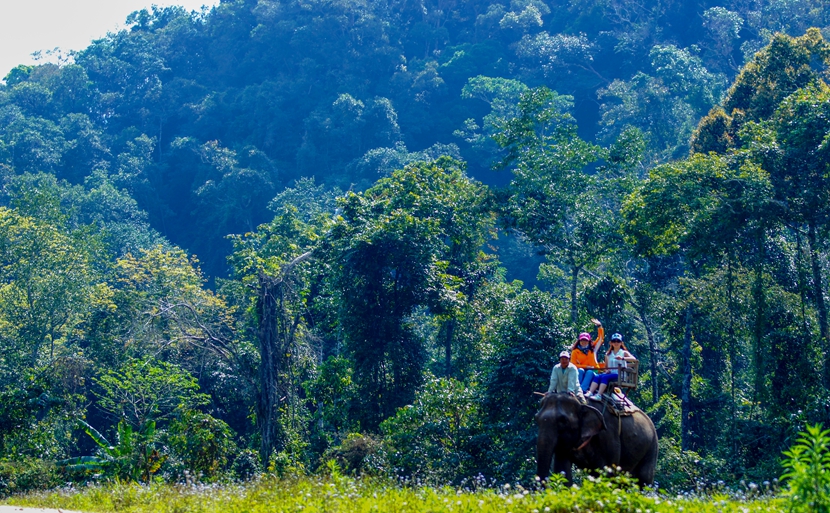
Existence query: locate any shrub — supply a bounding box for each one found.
[166,410,237,481]
[267,423,310,477]
[0,458,61,497]
[655,436,728,493]
[380,376,481,485]
[230,449,261,480]
[321,433,385,476]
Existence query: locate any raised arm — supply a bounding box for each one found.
[591,318,604,354]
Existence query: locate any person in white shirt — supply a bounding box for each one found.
[546,350,585,402]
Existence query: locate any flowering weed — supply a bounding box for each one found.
[3,473,789,513]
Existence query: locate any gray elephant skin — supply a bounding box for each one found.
[535,393,658,485]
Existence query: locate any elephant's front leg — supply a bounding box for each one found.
[552,454,573,485]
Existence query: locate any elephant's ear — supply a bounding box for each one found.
[577,404,606,448]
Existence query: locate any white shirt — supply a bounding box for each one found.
[547,361,584,399]
[607,347,632,369]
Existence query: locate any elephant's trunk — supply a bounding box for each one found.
[536,425,557,481]
[536,394,583,484]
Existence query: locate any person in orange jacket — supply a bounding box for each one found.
[569,318,604,391]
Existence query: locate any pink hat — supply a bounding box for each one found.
[578,332,591,342]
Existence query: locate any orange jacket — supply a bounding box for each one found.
[570,326,604,369]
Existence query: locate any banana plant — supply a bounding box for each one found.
[59,419,167,481]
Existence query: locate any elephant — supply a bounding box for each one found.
[535,392,658,486]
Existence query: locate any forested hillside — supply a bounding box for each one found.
[0,0,829,494]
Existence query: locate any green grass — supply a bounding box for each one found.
[2,474,788,513]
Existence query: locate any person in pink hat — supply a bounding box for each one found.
[569,318,604,391]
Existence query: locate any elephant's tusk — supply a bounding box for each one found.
[576,436,594,451]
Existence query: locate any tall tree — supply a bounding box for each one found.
[328,157,495,429]
[622,152,773,449]
[493,87,612,324]
[745,81,830,383]
[228,180,334,465]
[692,29,830,383]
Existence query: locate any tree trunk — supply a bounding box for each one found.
[631,288,659,402]
[726,252,737,463]
[255,270,306,466]
[808,221,829,385]
[794,227,811,337]
[643,307,659,403]
[750,224,767,420]
[444,318,455,378]
[570,264,581,325]
[256,274,283,466]
[680,303,693,451]
[254,252,313,464]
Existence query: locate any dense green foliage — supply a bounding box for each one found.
[0,0,825,277]
[1,1,830,508]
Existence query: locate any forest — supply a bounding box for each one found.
[0,0,829,496]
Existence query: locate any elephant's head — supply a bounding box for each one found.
[536,393,606,462]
